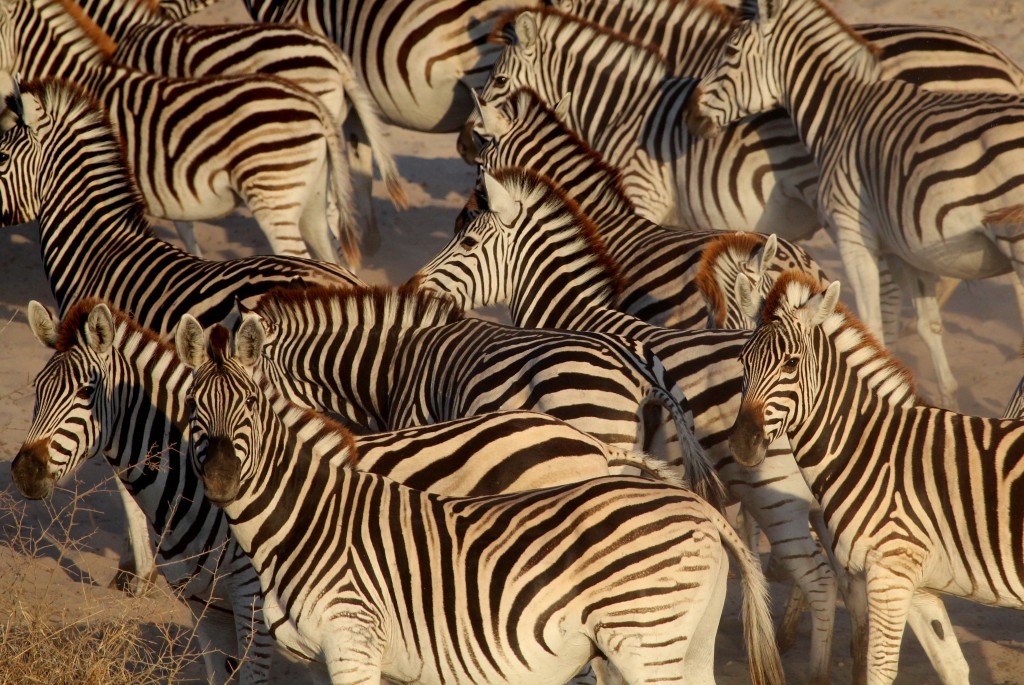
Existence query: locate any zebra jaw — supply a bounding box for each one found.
[11,439,56,499]
[198,435,242,506]
[729,403,771,467]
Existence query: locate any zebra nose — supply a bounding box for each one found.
[200,436,242,506]
[729,404,769,467]
[684,88,722,140]
[11,440,55,500]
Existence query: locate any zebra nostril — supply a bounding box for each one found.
[11,441,55,500]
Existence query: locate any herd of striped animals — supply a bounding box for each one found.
[3,0,1024,683]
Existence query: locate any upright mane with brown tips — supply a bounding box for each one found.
[762,270,919,399]
[55,297,168,353]
[694,232,768,323]
[491,166,629,298]
[253,284,465,329]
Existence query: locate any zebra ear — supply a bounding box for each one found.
[754,234,778,278]
[514,12,539,53]
[175,314,208,369]
[809,280,841,327]
[553,92,571,119]
[27,300,59,349]
[85,303,114,355]
[234,313,266,368]
[482,172,519,226]
[477,99,511,139]
[735,275,761,322]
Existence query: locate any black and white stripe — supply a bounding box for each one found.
[8,0,361,265]
[243,285,719,499]
[11,299,688,684]
[77,0,406,256]
[175,316,785,685]
[730,270,1024,684]
[688,0,1024,411]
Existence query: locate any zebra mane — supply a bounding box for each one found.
[738,0,880,57]
[502,87,637,214]
[763,271,918,398]
[694,232,769,323]
[49,0,118,59]
[564,0,738,30]
[489,6,668,69]
[25,78,154,231]
[55,297,165,354]
[266,385,360,468]
[254,284,466,332]
[490,166,628,298]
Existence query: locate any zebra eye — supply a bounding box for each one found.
[0,151,8,165]
[184,396,196,414]
[493,75,509,88]
[244,395,258,410]
[76,385,94,399]
[460,236,478,249]
[783,357,799,370]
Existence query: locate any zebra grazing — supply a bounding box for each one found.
[687,0,1024,411]
[75,0,406,257]
[5,0,361,267]
[175,316,786,685]
[0,75,363,592]
[238,285,719,500]
[415,167,984,685]
[472,87,828,330]
[729,270,1024,685]
[12,299,685,684]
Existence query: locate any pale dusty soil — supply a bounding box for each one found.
[2,0,1024,683]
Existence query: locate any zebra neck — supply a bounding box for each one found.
[776,14,881,160]
[105,331,193,522]
[13,0,109,80]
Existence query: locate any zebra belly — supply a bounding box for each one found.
[887,227,1012,280]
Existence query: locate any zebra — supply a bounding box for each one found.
[12,298,685,684]
[5,0,361,267]
[0,74,364,594]
[74,0,406,257]
[687,0,1024,412]
[471,87,829,330]
[175,314,786,685]
[1005,355,1024,419]
[729,269,1024,685]
[414,166,979,685]
[236,285,721,502]
[476,4,1024,354]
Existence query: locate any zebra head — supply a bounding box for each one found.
[177,315,265,508]
[12,300,114,500]
[696,233,781,330]
[685,0,782,140]
[730,273,841,466]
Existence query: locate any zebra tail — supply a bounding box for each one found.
[336,51,408,210]
[714,512,786,685]
[606,448,685,488]
[319,98,361,269]
[648,387,728,510]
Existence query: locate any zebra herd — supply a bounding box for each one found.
[4,0,1024,683]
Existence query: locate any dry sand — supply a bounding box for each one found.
[2,0,1024,682]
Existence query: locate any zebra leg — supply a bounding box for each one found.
[299,174,345,265]
[878,258,901,344]
[247,204,315,260]
[223,541,276,685]
[889,259,959,409]
[864,563,919,685]
[322,633,385,685]
[186,596,242,685]
[832,218,885,341]
[172,219,204,258]
[343,114,381,257]
[906,590,970,685]
[109,476,157,596]
[724,438,836,685]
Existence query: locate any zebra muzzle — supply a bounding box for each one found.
[200,436,242,506]
[729,404,770,467]
[683,89,722,140]
[11,440,56,500]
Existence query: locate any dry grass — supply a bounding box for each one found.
[0,483,206,684]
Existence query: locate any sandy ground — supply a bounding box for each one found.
[3,0,1024,682]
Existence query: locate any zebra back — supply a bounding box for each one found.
[0,77,361,337]
[179,318,783,685]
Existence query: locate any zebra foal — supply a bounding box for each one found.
[176,316,785,685]
[75,0,406,256]
[11,299,682,683]
[728,270,1024,685]
[687,0,1024,410]
[6,0,361,266]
